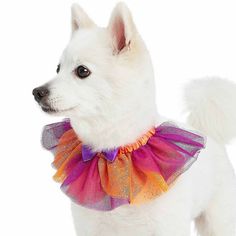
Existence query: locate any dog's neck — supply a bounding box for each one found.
[70,104,158,152]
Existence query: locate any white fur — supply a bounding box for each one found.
[185,78,236,145]
[37,2,236,235]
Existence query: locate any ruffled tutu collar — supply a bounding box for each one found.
[42,120,205,211]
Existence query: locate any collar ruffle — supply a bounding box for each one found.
[42,120,205,211]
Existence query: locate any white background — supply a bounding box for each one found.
[0,0,236,235]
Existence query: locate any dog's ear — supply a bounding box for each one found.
[108,2,137,54]
[71,4,96,33]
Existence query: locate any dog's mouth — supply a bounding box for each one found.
[41,106,58,114]
[40,103,75,114]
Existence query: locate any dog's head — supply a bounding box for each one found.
[33,3,157,149]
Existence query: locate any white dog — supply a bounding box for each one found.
[33,2,236,236]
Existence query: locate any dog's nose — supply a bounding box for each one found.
[32,86,49,102]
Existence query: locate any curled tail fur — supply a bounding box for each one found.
[185,77,236,144]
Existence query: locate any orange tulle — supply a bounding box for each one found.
[53,129,82,182]
[98,153,168,204]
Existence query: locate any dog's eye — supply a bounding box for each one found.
[56,64,60,74]
[75,65,91,79]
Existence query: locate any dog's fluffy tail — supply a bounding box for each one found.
[184,77,236,144]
